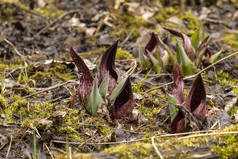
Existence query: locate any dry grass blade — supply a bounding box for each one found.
[151,136,163,159]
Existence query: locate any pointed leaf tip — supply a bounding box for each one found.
[185,74,206,122]
[99,41,120,94]
[70,47,94,105]
[144,32,158,57]
[172,61,184,104]
[70,47,94,79]
[164,27,196,61]
[112,76,134,119]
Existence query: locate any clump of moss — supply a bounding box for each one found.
[231,0,238,8]
[49,63,77,81]
[211,125,238,159]
[155,6,179,22]
[5,95,27,123]
[116,48,132,60]
[112,13,149,39]
[30,72,52,88]
[223,33,238,49]
[181,12,203,33]
[0,64,8,72]
[230,105,238,119]
[138,105,161,122]
[104,142,154,159]
[33,5,63,18]
[0,95,7,110]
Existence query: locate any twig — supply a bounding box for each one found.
[179,131,238,140]
[120,30,133,47]
[1,36,25,59]
[151,136,163,159]
[52,130,238,146]
[146,51,238,92]
[23,80,76,98]
[5,135,12,159]
[35,10,79,36]
[122,60,137,78]
[44,143,54,159]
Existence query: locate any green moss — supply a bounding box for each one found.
[49,63,77,81]
[57,108,85,142]
[104,142,154,159]
[223,33,238,49]
[231,0,238,8]
[98,127,113,136]
[112,13,149,39]
[155,6,179,22]
[181,12,203,33]
[56,154,95,159]
[30,72,52,87]
[5,95,27,122]
[0,64,7,72]
[0,95,7,110]
[116,48,132,60]
[138,105,161,121]
[33,5,63,18]
[84,117,108,126]
[230,105,238,119]
[211,125,238,159]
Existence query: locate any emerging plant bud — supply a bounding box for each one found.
[70,48,94,105]
[164,27,196,62]
[70,42,134,120]
[170,60,207,133]
[112,76,134,119]
[99,41,120,94]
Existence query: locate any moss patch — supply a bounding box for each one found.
[223,33,238,49]
[104,142,154,159]
[112,13,149,39]
[30,71,52,88]
[155,6,179,22]
[231,0,238,8]
[116,48,132,60]
[49,63,77,81]
[181,12,203,33]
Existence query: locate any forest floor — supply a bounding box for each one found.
[0,0,238,158]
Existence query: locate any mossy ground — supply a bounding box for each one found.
[155,7,203,34]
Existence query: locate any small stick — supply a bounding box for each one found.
[152,136,163,159]
[44,143,54,159]
[179,131,238,139]
[1,36,25,59]
[35,10,79,36]
[5,135,12,159]
[23,80,76,98]
[51,130,238,145]
[146,51,238,92]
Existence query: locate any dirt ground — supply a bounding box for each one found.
[0,0,238,158]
